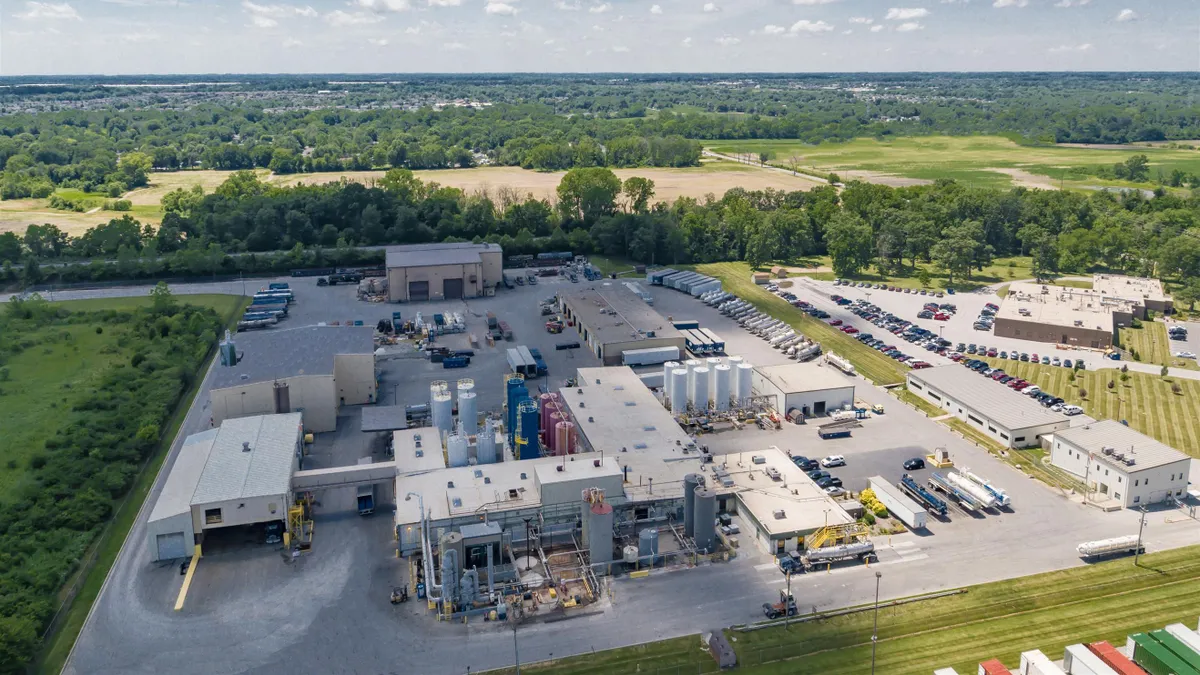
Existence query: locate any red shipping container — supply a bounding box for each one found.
[978,659,1012,675]
[1087,641,1148,675]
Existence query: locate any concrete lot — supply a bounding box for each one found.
[64,275,1200,675]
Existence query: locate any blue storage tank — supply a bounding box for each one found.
[518,401,540,460]
[507,382,528,445]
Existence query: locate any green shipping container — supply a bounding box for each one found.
[1130,633,1200,675]
[1150,630,1200,672]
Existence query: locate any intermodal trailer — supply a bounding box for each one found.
[1062,644,1120,675]
[683,329,713,354]
[979,660,1013,675]
[648,268,678,285]
[1087,642,1149,675]
[1126,633,1199,675]
[698,328,725,352]
[1147,630,1200,671]
[1020,650,1067,675]
[1165,625,1200,656]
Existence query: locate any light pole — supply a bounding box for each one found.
[1135,505,1148,566]
[785,570,793,631]
[512,620,522,675]
[871,571,882,675]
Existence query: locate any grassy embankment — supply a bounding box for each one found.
[1119,321,1198,371]
[35,293,248,675]
[777,254,1036,293]
[695,261,908,385]
[482,544,1200,675]
[707,135,1200,192]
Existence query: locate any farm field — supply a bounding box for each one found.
[694,261,909,385]
[0,294,243,502]
[706,136,1200,191]
[982,358,1200,457]
[483,545,1200,675]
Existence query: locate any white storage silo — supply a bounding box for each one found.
[662,361,679,404]
[447,432,470,467]
[713,364,731,410]
[691,366,710,411]
[726,355,744,368]
[670,369,688,414]
[459,392,478,438]
[735,363,753,407]
[476,419,498,464]
[431,381,453,437]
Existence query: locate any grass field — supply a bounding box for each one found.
[694,261,909,385]
[982,358,1200,458]
[483,545,1200,675]
[1118,321,1198,371]
[707,136,1200,192]
[35,293,248,675]
[789,255,1035,293]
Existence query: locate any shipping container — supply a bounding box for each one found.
[1020,650,1067,675]
[1127,633,1199,675]
[980,660,1013,675]
[1165,625,1200,656]
[1087,641,1148,675]
[867,476,928,529]
[1148,630,1200,671]
[1063,644,1120,675]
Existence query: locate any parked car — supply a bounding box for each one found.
[1063,405,1084,416]
[825,486,847,497]
[806,469,831,481]
[821,455,847,468]
[903,457,926,470]
[816,476,844,489]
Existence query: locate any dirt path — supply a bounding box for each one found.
[988,168,1059,190]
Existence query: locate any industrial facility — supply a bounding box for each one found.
[1092,273,1174,316]
[209,326,377,433]
[907,365,1070,448]
[1049,420,1191,508]
[992,277,1163,349]
[385,242,503,302]
[558,283,686,365]
[750,362,855,418]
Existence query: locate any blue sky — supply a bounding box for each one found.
[0,0,1194,75]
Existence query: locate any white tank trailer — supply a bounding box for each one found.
[801,541,875,567]
[962,469,1012,508]
[1076,535,1143,558]
[946,472,998,509]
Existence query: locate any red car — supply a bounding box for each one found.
[910,361,932,369]
[828,319,843,326]
[950,353,964,362]
[934,313,949,321]
[986,349,998,357]
[1031,353,1039,362]
[843,327,859,334]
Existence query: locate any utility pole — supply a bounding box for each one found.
[1135,505,1148,566]
[785,570,793,631]
[512,620,521,675]
[871,571,882,674]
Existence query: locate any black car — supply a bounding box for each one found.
[792,456,819,471]
[816,476,843,489]
[806,469,830,482]
[903,458,926,471]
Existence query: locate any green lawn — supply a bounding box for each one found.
[706,135,1200,192]
[894,387,942,418]
[982,359,1200,458]
[33,293,248,675]
[1118,321,1198,371]
[695,261,908,385]
[786,256,1034,293]
[587,255,637,276]
[481,545,1200,675]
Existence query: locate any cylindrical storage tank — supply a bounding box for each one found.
[713,364,731,411]
[690,366,710,410]
[736,363,754,407]
[476,419,498,464]
[431,383,453,438]
[538,393,558,432]
[546,411,565,455]
[726,355,744,368]
[670,369,688,414]
[684,359,700,399]
[638,528,660,562]
[555,421,577,455]
[518,401,540,459]
[623,546,639,564]
[447,433,470,467]
[683,473,703,536]
[662,361,679,404]
[705,357,723,384]
[458,392,478,438]
[693,488,717,552]
[586,502,615,566]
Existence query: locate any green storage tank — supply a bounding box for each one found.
[1130,633,1200,675]
[1150,630,1200,672]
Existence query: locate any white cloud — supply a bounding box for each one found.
[792,0,839,4]
[1048,42,1092,52]
[428,0,460,5]
[325,9,385,25]
[649,4,662,13]
[842,28,851,34]
[244,1,318,18]
[353,0,410,10]
[554,0,579,8]
[485,1,517,14]
[1115,8,1136,21]
[282,37,302,47]
[940,0,968,3]
[896,20,922,30]
[14,1,81,20]
[1054,0,1090,6]
[848,16,873,24]
[992,0,1027,7]
[790,19,833,33]
[612,45,629,51]
[125,31,162,42]
[869,23,883,31]
[715,35,739,46]
[543,38,555,44]
[368,37,389,45]
[443,41,466,49]
[100,0,186,6]
[703,2,720,12]
[405,25,421,33]
[588,2,610,12]
[250,14,277,27]
[762,24,786,34]
[681,36,692,46]
[885,7,929,19]
[592,23,603,30]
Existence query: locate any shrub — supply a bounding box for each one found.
[862,511,876,526]
[1172,382,1183,395]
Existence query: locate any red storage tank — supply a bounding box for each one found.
[1087,641,1148,675]
[978,660,1012,675]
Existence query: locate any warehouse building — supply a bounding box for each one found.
[750,363,855,418]
[146,413,303,562]
[385,242,503,302]
[1049,420,1191,508]
[209,326,376,433]
[907,366,1070,448]
[1092,273,1173,316]
[558,284,686,365]
[993,281,1138,349]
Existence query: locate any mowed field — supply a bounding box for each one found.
[982,358,1200,457]
[483,545,1200,675]
[0,162,821,237]
[707,135,1200,191]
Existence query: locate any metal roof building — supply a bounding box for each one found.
[146,414,303,562]
[751,363,856,418]
[1049,420,1191,508]
[384,242,503,302]
[210,326,377,433]
[907,365,1070,449]
[558,283,685,365]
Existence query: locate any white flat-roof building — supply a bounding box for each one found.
[1092,273,1173,315]
[1049,420,1191,508]
[751,363,855,417]
[907,366,1070,449]
[146,414,303,562]
[209,326,376,433]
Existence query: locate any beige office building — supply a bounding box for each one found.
[385,242,503,302]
